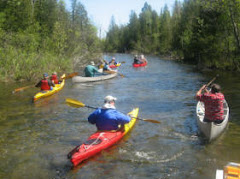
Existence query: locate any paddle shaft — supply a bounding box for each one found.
[66,98,160,124]
[13,85,35,93]
[206,75,218,87]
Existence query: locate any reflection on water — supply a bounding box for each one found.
[0,54,240,178]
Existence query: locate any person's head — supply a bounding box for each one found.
[43,73,49,79]
[52,72,57,75]
[112,57,115,60]
[91,61,95,66]
[140,54,144,59]
[103,95,117,109]
[211,83,221,93]
[134,55,138,58]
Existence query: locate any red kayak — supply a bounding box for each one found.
[132,61,147,67]
[68,108,139,167]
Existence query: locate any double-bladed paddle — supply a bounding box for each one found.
[65,98,160,124]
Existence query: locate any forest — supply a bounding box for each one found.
[104,0,240,71]
[0,0,101,82]
[1,0,240,82]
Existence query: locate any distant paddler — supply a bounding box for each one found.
[84,61,103,77]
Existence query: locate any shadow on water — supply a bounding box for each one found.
[0,54,240,178]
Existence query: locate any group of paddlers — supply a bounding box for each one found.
[35,72,62,91]
[133,54,147,64]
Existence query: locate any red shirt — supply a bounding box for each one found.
[196,92,225,121]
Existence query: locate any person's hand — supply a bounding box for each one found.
[128,114,133,118]
[202,84,206,89]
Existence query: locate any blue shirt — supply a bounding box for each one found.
[88,108,131,131]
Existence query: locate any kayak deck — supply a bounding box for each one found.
[69,108,139,167]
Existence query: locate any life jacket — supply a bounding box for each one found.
[51,74,58,84]
[41,79,50,90]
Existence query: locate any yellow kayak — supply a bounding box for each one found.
[33,74,65,102]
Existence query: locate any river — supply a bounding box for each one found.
[0,53,240,179]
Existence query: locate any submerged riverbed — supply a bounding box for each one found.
[0,54,240,179]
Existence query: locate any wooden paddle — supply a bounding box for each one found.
[206,74,219,87]
[104,70,125,78]
[13,85,35,93]
[13,72,78,93]
[61,72,78,80]
[65,98,160,124]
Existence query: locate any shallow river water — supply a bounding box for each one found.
[0,54,240,179]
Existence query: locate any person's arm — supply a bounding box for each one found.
[116,111,131,126]
[196,84,208,100]
[88,110,98,124]
[48,80,55,87]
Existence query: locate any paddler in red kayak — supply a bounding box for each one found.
[88,95,131,131]
[35,73,55,91]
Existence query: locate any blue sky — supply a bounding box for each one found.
[64,0,182,37]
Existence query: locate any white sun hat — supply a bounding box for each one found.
[103,95,117,109]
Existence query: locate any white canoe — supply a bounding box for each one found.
[72,73,117,83]
[196,100,229,142]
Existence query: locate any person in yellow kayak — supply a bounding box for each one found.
[88,95,131,131]
[84,61,103,77]
[51,72,60,84]
[35,73,55,91]
[109,57,118,65]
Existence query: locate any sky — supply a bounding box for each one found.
[64,0,182,37]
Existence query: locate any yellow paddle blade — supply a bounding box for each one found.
[65,98,86,108]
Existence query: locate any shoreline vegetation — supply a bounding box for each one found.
[104,1,240,72]
[0,0,102,82]
[1,0,240,82]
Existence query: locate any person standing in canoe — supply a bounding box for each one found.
[195,83,225,123]
[88,95,131,131]
[84,61,102,77]
[35,73,55,91]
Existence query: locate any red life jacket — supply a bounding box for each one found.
[51,74,58,84]
[41,79,50,90]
